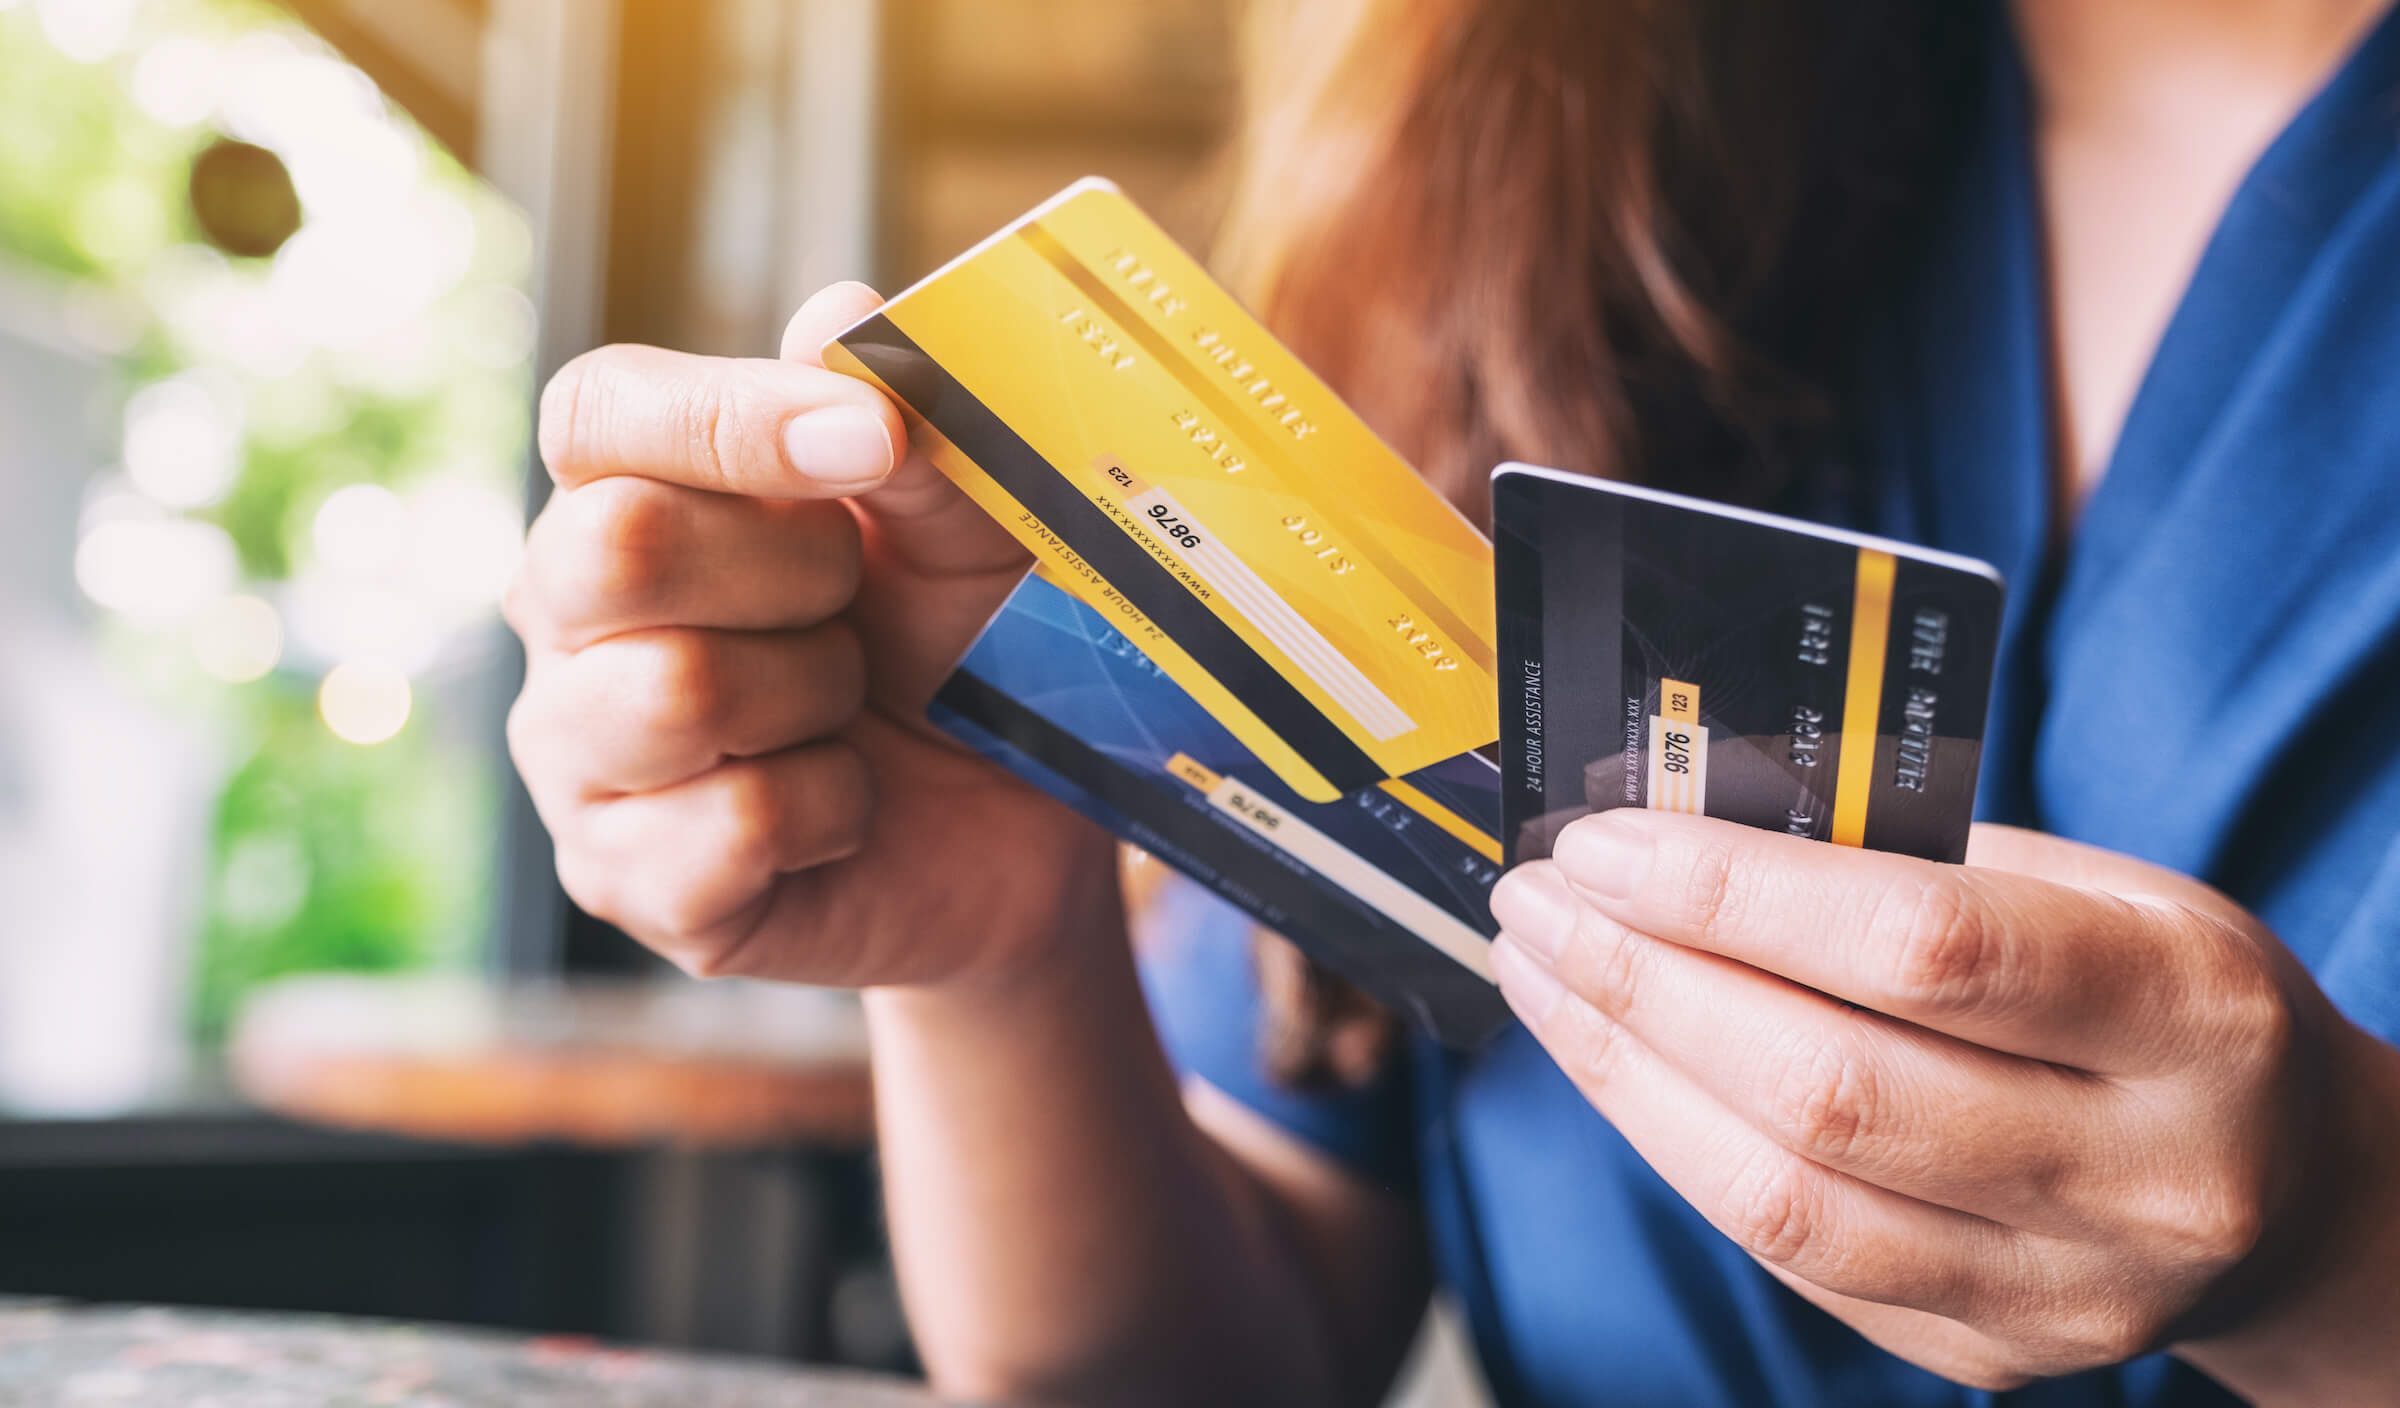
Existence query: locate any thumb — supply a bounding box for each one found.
[780,283,1031,714]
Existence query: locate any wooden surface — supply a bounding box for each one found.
[230,976,874,1149]
[0,1302,951,1406]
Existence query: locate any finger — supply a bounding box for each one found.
[539,344,904,498]
[1965,823,2240,920]
[1546,810,2215,1072]
[565,742,873,974]
[510,624,865,798]
[1491,936,2026,1323]
[1761,1268,2033,1392]
[1493,862,2116,1231]
[780,284,1031,712]
[781,281,887,367]
[508,477,862,650]
[786,288,1026,586]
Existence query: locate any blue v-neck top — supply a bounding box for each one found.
[1142,6,2400,1403]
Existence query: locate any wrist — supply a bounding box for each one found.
[2177,1022,2400,1403]
[861,834,1167,1120]
[869,815,1129,1007]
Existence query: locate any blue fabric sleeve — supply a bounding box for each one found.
[1135,877,1420,1196]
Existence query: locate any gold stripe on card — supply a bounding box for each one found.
[1660,679,1700,725]
[1830,549,1896,847]
[1651,679,1705,813]
[1167,752,1223,793]
[1015,222,1495,675]
[1377,777,1504,864]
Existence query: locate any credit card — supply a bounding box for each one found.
[825,177,1497,805]
[931,568,1511,1047]
[827,179,1511,1046]
[1492,464,2003,866]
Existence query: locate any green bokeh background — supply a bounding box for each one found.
[0,0,530,1040]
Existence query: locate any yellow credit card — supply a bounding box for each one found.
[826,178,1497,803]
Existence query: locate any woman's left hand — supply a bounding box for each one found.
[1490,812,2400,1400]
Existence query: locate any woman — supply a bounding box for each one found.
[503,0,2400,1402]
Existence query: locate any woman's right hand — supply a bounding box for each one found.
[506,282,1119,989]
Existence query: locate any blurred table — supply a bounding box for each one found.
[224,977,895,1364]
[229,975,872,1148]
[0,1301,952,1406]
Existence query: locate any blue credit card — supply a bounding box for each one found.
[1492,464,2005,866]
[932,569,1513,1047]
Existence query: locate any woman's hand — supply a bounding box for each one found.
[1489,812,2400,1399]
[507,283,1117,989]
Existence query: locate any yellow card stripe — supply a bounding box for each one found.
[1660,678,1700,724]
[1647,678,1706,815]
[1015,221,1496,677]
[1377,778,1504,864]
[1830,549,1896,847]
[1183,754,1500,867]
[1167,753,1223,792]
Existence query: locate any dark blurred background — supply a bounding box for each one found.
[0,0,1241,1378]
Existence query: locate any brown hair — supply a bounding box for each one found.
[1210,0,1978,1085]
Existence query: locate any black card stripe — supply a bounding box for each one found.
[844,313,1386,794]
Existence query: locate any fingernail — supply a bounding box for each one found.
[782,406,895,489]
[1555,812,1650,902]
[1490,863,1577,966]
[1491,935,1567,1025]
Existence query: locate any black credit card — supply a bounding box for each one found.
[1493,464,2004,866]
